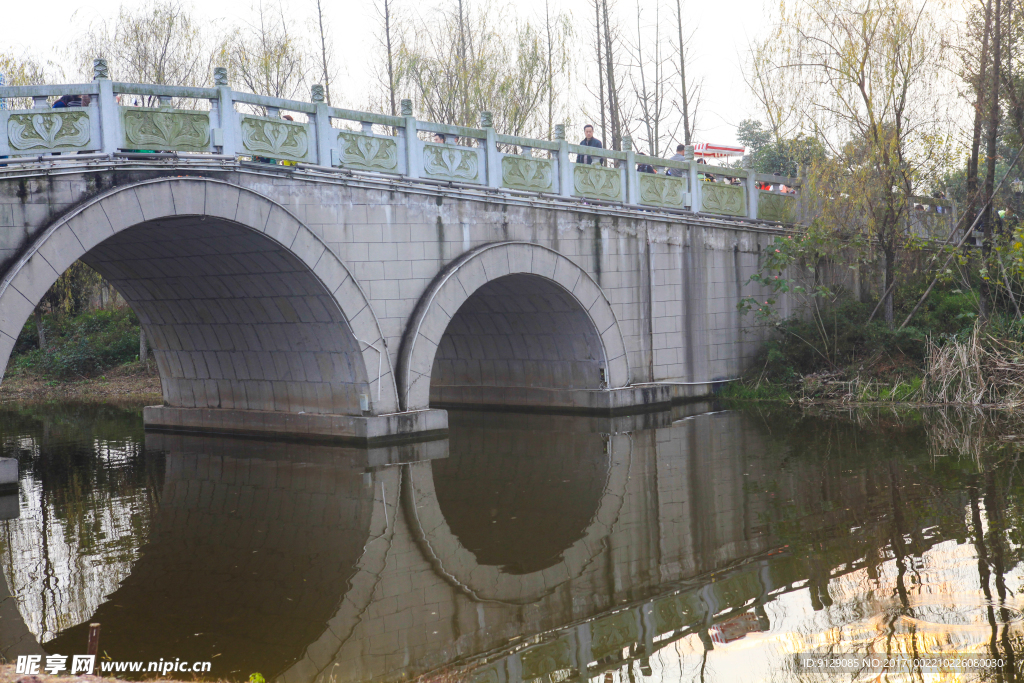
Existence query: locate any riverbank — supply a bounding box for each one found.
[0,361,161,403]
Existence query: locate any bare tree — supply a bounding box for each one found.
[674,0,696,144]
[398,0,559,136]
[311,0,337,105]
[629,0,675,157]
[373,0,402,117]
[601,0,623,149]
[219,0,308,101]
[72,0,211,104]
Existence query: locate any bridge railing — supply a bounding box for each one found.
[0,61,805,224]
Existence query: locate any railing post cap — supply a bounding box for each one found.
[93,58,109,80]
[554,124,565,140]
[622,135,632,152]
[400,99,413,116]
[311,84,325,104]
[683,145,695,162]
[213,66,228,86]
[480,111,493,128]
[742,154,753,170]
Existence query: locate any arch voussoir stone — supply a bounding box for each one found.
[398,241,630,412]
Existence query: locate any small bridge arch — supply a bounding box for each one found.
[0,177,399,416]
[398,242,630,412]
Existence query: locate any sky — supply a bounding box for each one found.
[4,0,778,147]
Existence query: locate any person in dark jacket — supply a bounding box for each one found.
[576,124,603,165]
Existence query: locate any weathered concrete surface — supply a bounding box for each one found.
[0,164,788,434]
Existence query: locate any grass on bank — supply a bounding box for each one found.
[728,283,1024,405]
[9,308,145,380]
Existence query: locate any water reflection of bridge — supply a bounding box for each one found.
[0,404,970,682]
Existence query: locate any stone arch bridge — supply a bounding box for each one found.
[0,70,815,440]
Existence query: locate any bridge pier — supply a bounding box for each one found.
[142,405,448,444]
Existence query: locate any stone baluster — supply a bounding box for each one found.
[743,154,758,219]
[480,110,500,189]
[93,58,120,155]
[311,83,332,167]
[32,97,48,110]
[555,123,572,197]
[623,135,638,204]
[401,99,420,179]
[686,144,701,212]
[213,67,236,158]
[158,95,172,108]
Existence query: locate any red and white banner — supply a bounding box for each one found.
[693,142,745,158]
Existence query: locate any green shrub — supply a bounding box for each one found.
[10,308,140,379]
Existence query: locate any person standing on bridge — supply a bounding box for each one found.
[576,125,603,166]
[666,144,686,177]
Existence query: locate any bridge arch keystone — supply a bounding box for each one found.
[398,242,629,411]
[0,177,399,415]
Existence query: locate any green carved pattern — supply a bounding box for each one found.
[337,131,397,171]
[590,611,639,660]
[710,571,763,611]
[501,155,554,192]
[573,164,622,201]
[240,115,309,161]
[8,111,91,151]
[701,182,746,217]
[652,591,706,635]
[757,191,797,223]
[520,637,572,679]
[423,143,480,182]
[639,174,687,208]
[122,108,210,152]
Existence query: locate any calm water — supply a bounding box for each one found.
[2,402,1024,682]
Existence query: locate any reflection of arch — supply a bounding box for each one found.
[398,242,629,411]
[0,178,397,414]
[42,437,401,682]
[403,416,632,604]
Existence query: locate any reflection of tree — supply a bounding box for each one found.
[0,403,160,642]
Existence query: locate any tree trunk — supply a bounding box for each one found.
[34,309,46,350]
[601,0,620,150]
[982,0,1002,321]
[883,246,895,326]
[139,324,147,363]
[675,0,691,145]
[967,0,995,234]
[595,0,606,144]
[384,0,397,118]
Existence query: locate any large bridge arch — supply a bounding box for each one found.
[0,177,398,415]
[398,242,629,412]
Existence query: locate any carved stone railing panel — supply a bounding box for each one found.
[590,610,638,660]
[422,143,481,182]
[121,108,210,152]
[337,131,398,172]
[757,191,797,223]
[239,115,310,162]
[8,111,92,152]
[520,635,573,679]
[701,182,746,217]
[639,174,687,208]
[573,164,623,201]
[501,155,554,192]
